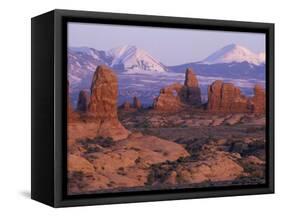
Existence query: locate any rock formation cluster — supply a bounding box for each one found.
[153,68,202,111]
[67,64,266,195]
[153,83,185,111]
[207,81,265,113]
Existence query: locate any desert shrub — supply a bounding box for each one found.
[176,156,187,163]
[136,120,150,128]
[68,171,89,189]
[85,146,102,153]
[92,136,115,148]
[135,157,141,164]
[146,164,171,185]
[76,136,115,148]
[69,171,84,181]
[117,167,127,176]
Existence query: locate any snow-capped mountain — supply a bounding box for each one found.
[108,45,169,72]
[201,44,265,65]
[68,45,170,104]
[68,44,265,106]
[68,47,113,89]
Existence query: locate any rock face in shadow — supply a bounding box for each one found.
[251,84,265,114]
[68,80,77,121]
[183,68,202,105]
[207,80,249,113]
[153,83,185,111]
[133,96,142,109]
[76,90,89,112]
[121,100,131,110]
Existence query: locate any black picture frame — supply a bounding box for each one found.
[31,9,274,207]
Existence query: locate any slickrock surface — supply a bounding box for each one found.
[68,133,190,194]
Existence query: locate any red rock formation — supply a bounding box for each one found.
[76,90,89,112]
[88,65,118,119]
[184,68,202,105]
[153,83,185,111]
[184,68,199,87]
[133,96,142,109]
[68,80,77,121]
[153,68,202,111]
[207,80,249,113]
[86,65,129,140]
[121,101,131,110]
[251,84,265,114]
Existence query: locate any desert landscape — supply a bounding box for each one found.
[67,22,266,195]
[67,64,266,195]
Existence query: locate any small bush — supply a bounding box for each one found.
[76,136,115,148]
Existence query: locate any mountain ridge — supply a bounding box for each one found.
[201,43,265,65]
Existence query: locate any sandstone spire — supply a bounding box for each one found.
[133,96,142,109]
[184,68,201,105]
[88,65,118,119]
[184,68,199,87]
[88,65,129,140]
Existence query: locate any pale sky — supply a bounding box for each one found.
[68,22,266,65]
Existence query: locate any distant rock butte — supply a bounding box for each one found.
[251,84,265,114]
[153,83,185,111]
[207,81,265,113]
[207,80,249,113]
[133,96,142,109]
[153,68,202,111]
[76,90,89,112]
[121,100,131,110]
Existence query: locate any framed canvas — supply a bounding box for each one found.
[31,9,274,207]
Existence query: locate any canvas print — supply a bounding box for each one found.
[67,22,266,195]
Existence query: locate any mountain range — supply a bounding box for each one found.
[68,44,265,81]
[68,44,265,106]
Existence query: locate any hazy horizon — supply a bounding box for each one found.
[68,22,266,65]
